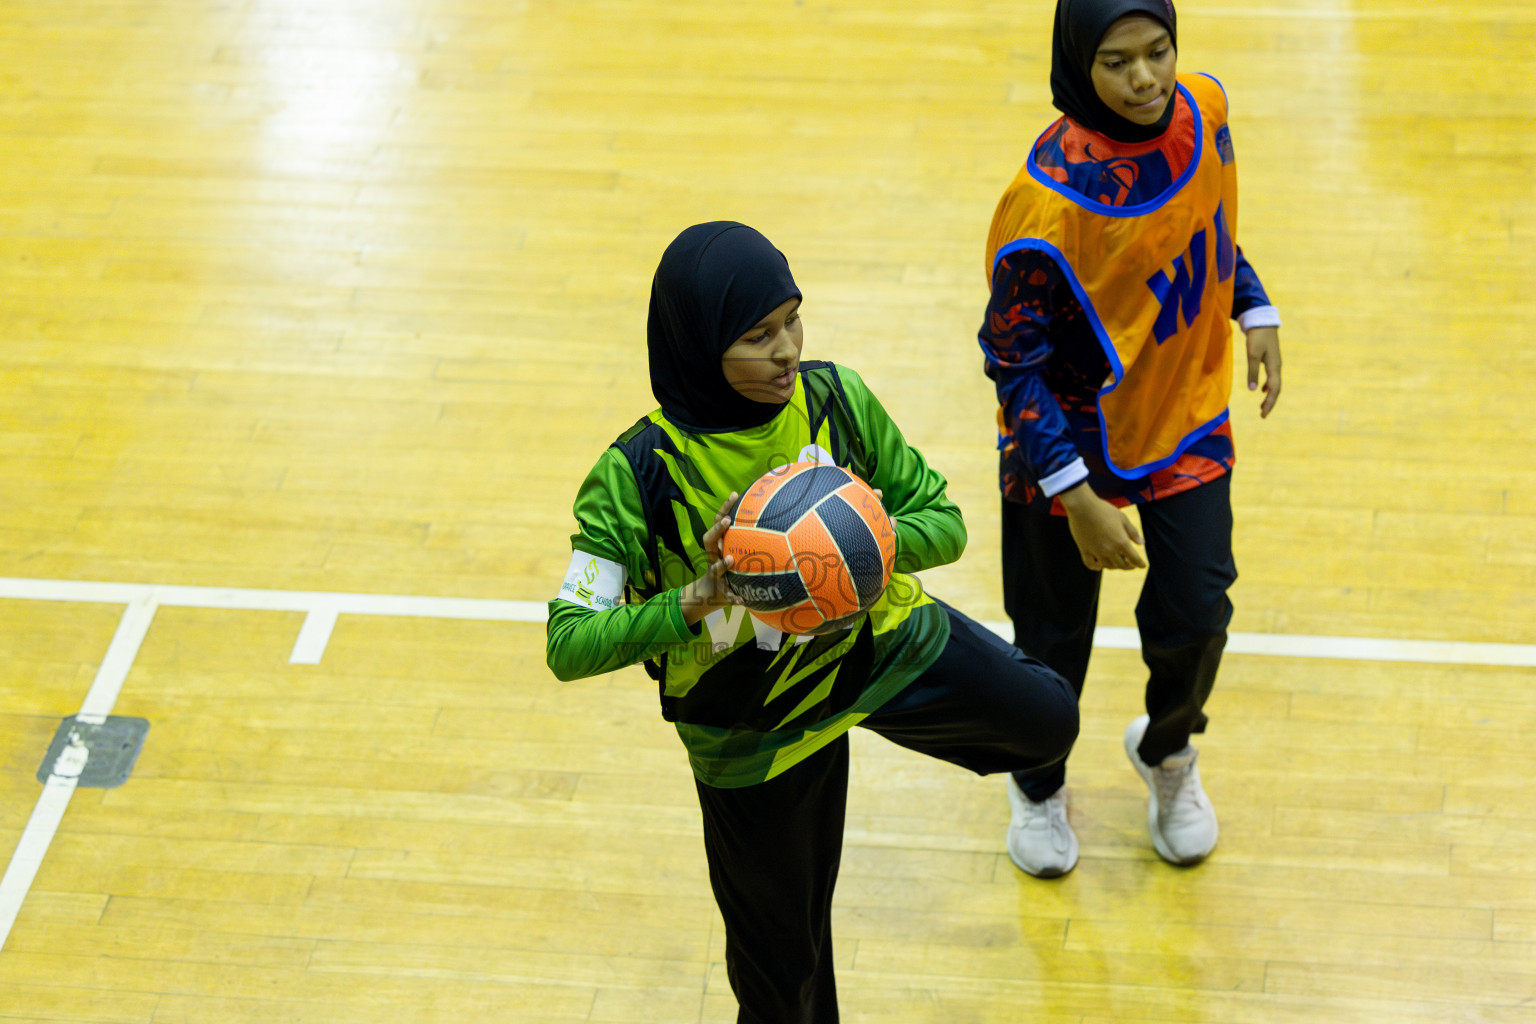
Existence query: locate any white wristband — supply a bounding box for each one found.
[1237,305,1281,332]
[556,551,626,611]
[1040,458,1089,498]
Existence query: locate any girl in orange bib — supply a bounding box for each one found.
[980,0,1283,876]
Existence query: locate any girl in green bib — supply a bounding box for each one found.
[548,222,1077,1023]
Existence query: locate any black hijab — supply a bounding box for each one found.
[1050,0,1178,143]
[648,222,802,432]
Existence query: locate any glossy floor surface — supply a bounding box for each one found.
[1,1,1534,1021]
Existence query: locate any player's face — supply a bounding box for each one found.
[721,297,804,404]
[1090,15,1176,127]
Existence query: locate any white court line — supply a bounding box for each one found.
[78,594,158,723]
[289,606,340,665]
[0,780,80,949]
[0,593,157,950]
[1039,624,1536,668]
[0,577,549,624]
[1,575,1533,666]
[1,574,1534,952]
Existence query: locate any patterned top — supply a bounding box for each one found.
[547,363,960,788]
[980,89,1273,512]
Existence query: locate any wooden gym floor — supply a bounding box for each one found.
[1,0,1534,1020]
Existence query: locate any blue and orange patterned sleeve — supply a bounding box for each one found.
[978,247,1088,501]
[1231,246,1271,317]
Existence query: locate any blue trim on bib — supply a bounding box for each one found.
[1024,83,1204,219]
[988,235,1230,480]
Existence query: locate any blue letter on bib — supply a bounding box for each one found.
[1146,229,1208,345]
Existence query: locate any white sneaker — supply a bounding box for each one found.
[1006,776,1079,878]
[1124,715,1218,865]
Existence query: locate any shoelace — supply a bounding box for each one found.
[1152,751,1206,825]
[1018,793,1071,848]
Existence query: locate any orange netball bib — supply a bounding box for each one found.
[988,74,1239,478]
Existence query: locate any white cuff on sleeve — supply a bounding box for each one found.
[1039,458,1089,498]
[1237,305,1281,332]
